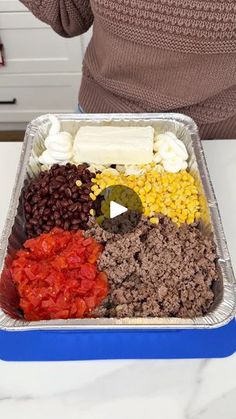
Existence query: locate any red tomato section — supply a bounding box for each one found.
[11,228,108,321]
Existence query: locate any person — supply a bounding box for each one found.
[20,0,235,139]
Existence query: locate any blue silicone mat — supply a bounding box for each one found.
[0,320,235,361]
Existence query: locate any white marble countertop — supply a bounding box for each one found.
[0,141,235,419]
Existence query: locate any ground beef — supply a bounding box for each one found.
[87,216,219,318]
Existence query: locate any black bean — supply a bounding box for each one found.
[63,221,70,230]
[47,199,53,206]
[44,208,51,216]
[87,201,93,209]
[53,211,60,220]
[59,185,66,192]
[41,186,49,195]
[44,225,52,232]
[76,203,82,211]
[53,164,60,170]
[86,182,93,188]
[82,203,89,213]
[55,201,61,209]
[65,188,72,198]
[55,175,66,183]
[80,194,89,202]
[52,182,61,190]
[25,203,32,213]
[80,222,88,230]
[80,213,88,221]
[61,200,69,208]
[24,192,33,201]
[68,204,77,213]
[72,192,79,200]
[38,198,47,208]
[39,207,44,216]
[80,163,89,171]
[24,163,96,238]
[32,204,38,213]
[32,195,39,204]
[71,224,80,230]
[71,185,78,193]
[69,181,76,189]
[71,219,80,225]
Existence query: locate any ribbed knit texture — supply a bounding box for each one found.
[21,0,236,139]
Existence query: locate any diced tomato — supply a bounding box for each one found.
[51,255,68,270]
[80,263,97,281]
[76,299,87,317]
[51,310,70,320]
[66,254,83,269]
[80,279,94,292]
[84,295,97,310]
[86,245,103,264]
[10,228,108,321]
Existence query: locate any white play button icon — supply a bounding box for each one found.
[95,185,143,233]
[110,201,128,219]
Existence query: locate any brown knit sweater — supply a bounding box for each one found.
[21,0,236,139]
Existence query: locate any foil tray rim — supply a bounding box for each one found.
[0,112,235,331]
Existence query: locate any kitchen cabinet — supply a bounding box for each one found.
[0,2,90,129]
[0,1,26,12]
[0,74,81,123]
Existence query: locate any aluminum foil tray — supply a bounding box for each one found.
[0,113,235,331]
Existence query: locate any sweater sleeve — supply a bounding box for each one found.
[20,0,93,37]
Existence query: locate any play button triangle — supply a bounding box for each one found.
[110,201,128,219]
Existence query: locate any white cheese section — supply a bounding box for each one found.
[73,126,154,165]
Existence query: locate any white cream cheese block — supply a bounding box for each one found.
[73,126,154,165]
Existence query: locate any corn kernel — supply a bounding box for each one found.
[137,179,144,187]
[94,189,101,196]
[144,183,152,193]
[91,168,200,226]
[76,180,82,187]
[89,193,96,201]
[150,217,159,225]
